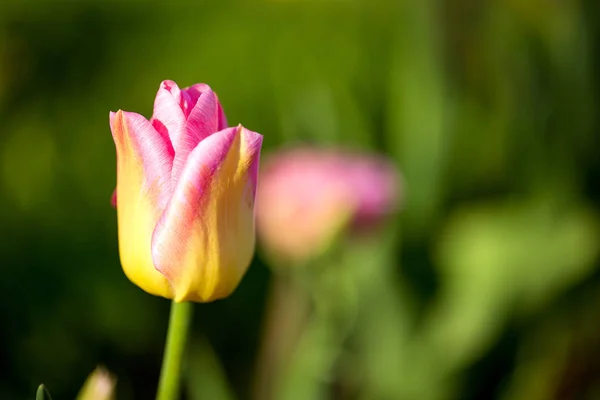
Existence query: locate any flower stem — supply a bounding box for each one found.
[157,301,193,400]
[252,274,310,400]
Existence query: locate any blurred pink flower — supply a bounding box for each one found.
[256,148,401,261]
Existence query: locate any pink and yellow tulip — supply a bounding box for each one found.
[110,80,263,302]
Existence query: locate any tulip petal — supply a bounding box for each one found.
[179,83,210,117]
[152,125,263,302]
[150,80,185,148]
[110,110,174,298]
[171,89,221,185]
[181,84,228,129]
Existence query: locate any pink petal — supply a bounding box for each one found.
[346,157,401,223]
[241,126,262,196]
[152,127,239,276]
[110,110,174,209]
[151,125,263,302]
[171,89,221,184]
[181,83,228,128]
[109,110,175,298]
[150,80,183,152]
[148,81,228,187]
[179,83,210,117]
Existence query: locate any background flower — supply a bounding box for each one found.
[256,148,401,262]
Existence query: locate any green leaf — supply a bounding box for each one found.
[36,385,52,400]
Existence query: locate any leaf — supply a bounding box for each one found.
[36,385,52,400]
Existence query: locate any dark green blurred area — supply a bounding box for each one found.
[1,0,600,399]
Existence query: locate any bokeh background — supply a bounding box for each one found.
[1,0,600,399]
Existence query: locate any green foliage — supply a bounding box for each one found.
[1,0,599,399]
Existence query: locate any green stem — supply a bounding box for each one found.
[252,274,309,400]
[156,301,193,400]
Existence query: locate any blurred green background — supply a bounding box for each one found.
[1,0,600,399]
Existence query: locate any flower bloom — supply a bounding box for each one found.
[110,80,263,302]
[256,148,401,261]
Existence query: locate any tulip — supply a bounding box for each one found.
[256,148,400,261]
[76,367,116,400]
[110,80,263,302]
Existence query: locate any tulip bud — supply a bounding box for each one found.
[76,367,116,400]
[110,80,263,302]
[256,148,401,262]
